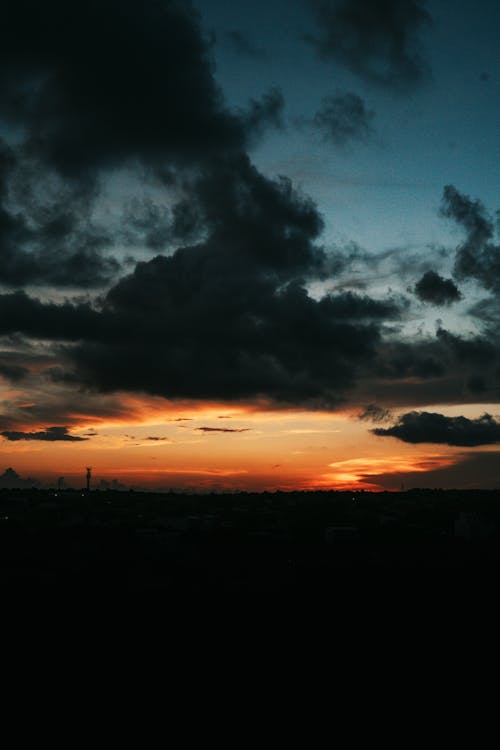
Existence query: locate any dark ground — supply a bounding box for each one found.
[1,487,500,593]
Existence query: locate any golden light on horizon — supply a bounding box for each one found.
[1,396,489,492]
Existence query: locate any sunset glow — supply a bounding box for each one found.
[1,392,497,491]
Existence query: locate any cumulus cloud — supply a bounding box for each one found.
[373,411,500,446]
[305,0,432,92]
[414,270,461,305]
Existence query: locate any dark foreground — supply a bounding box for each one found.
[1,487,500,592]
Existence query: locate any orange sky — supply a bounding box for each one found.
[1,395,498,491]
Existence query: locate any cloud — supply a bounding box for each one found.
[305,0,432,92]
[362,451,500,491]
[63,267,398,407]
[0,1,257,290]
[0,265,399,409]
[0,1,492,420]
[196,427,251,433]
[373,411,500,446]
[225,30,266,58]
[0,363,30,382]
[0,0,403,414]
[1,426,87,442]
[441,185,500,293]
[435,327,497,366]
[0,145,120,288]
[241,88,285,144]
[359,404,393,423]
[0,1,245,174]
[0,291,106,341]
[313,92,375,146]
[468,297,500,327]
[414,270,461,305]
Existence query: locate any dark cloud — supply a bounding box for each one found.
[0,1,245,175]
[359,404,393,423]
[0,292,107,341]
[65,275,391,406]
[353,319,500,408]
[468,297,500,327]
[0,1,258,290]
[0,213,120,288]
[1,426,87,442]
[321,291,401,320]
[373,338,447,380]
[196,427,251,433]
[414,270,461,306]
[0,362,29,382]
[466,376,487,395]
[225,30,266,58]
[120,194,203,253]
[241,89,285,145]
[0,0,491,421]
[436,327,497,366]
[373,411,500,446]
[56,167,402,404]
[313,92,375,146]
[0,0,402,414]
[441,185,500,293]
[305,0,432,92]
[120,199,178,253]
[365,451,500,491]
[0,147,120,288]
[372,325,500,384]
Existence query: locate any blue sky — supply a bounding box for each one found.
[198,0,499,254]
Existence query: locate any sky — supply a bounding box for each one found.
[0,0,499,492]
